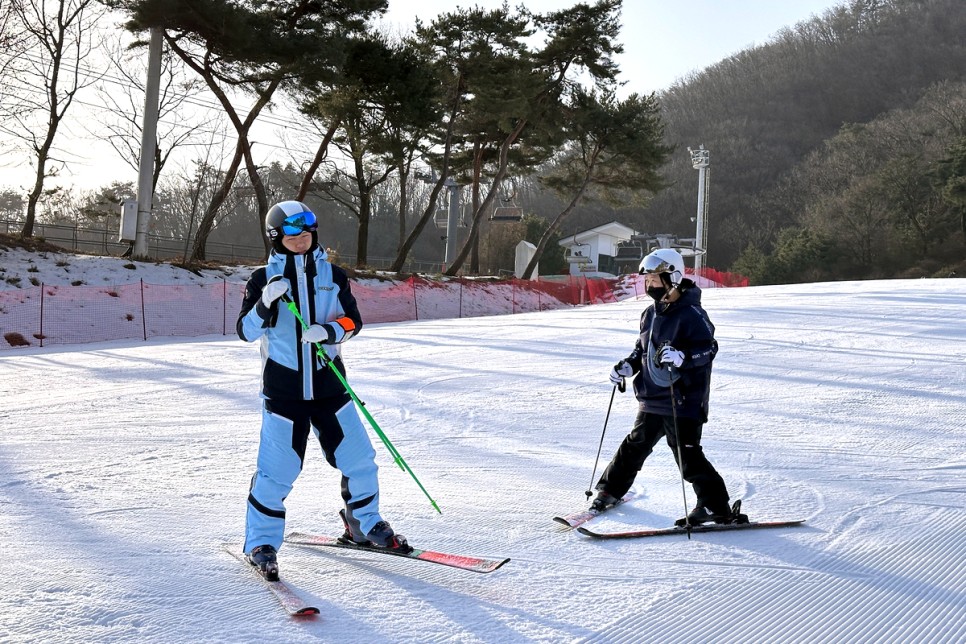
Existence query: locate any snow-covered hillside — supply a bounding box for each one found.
[0,243,255,288]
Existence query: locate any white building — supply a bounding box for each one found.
[557,221,637,277]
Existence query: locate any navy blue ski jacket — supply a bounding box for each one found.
[237,247,362,401]
[623,282,717,421]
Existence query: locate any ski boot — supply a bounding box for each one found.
[675,505,731,527]
[729,500,750,524]
[590,490,619,512]
[675,500,749,527]
[338,509,413,553]
[247,544,279,581]
[366,520,413,553]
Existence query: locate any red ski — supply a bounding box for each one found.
[552,491,639,529]
[576,518,805,539]
[286,532,509,574]
[223,544,320,617]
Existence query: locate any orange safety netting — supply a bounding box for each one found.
[0,275,624,349]
[694,267,750,288]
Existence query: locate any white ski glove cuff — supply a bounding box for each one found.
[659,346,685,368]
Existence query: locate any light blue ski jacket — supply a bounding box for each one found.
[237,247,362,400]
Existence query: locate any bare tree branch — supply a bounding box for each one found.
[0,0,107,237]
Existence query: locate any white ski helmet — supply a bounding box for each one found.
[639,247,686,288]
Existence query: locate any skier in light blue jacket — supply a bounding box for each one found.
[236,200,409,580]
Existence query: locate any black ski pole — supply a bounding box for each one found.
[585,378,625,500]
[667,364,692,539]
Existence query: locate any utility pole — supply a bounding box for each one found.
[133,27,162,257]
[688,145,711,274]
[444,177,460,268]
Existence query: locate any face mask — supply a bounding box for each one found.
[646,285,667,302]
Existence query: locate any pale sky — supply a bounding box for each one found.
[0,0,843,194]
[383,0,843,94]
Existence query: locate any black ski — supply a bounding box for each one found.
[223,544,320,616]
[286,532,509,574]
[553,491,638,528]
[577,518,805,539]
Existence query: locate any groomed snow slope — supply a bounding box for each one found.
[1,278,964,643]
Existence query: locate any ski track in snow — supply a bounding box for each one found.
[0,279,964,642]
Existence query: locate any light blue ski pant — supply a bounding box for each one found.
[244,394,382,553]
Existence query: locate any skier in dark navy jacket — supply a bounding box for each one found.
[592,248,737,526]
[236,200,409,580]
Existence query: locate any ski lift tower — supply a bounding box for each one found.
[425,173,462,269]
[688,145,711,274]
[442,177,461,267]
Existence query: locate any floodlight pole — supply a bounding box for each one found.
[689,145,711,275]
[133,27,162,258]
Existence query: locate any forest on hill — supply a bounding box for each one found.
[2,0,964,283]
[645,0,966,282]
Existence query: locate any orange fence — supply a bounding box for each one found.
[614,268,750,298]
[695,267,750,288]
[0,275,625,350]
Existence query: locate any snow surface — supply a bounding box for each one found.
[0,245,257,288]
[1,263,965,643]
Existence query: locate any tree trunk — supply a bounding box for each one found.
[444,120,527,276]
[166,36,280,263]
[296,121,339,201]
[22,111,61,237]
[356,190,371,266]
[522,155,599,279]
[390,82,462,274]
[241,138,270,257]
[469,144,484,274]
[189,144,245,262]
[397,165,410,250]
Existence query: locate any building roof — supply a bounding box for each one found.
[558,221,637,246]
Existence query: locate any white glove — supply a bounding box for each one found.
[302,324,329,344]
[609,360,634,385]
[659,345,685,368]
[261,276,290,307]
[301,317,357,345]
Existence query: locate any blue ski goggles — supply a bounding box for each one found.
[279,210,318,236]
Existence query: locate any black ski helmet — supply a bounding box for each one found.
[265,200,318,254]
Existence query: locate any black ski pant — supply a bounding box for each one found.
[596,410,730,512]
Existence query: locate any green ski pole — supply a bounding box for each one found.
[282,297,441,514]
